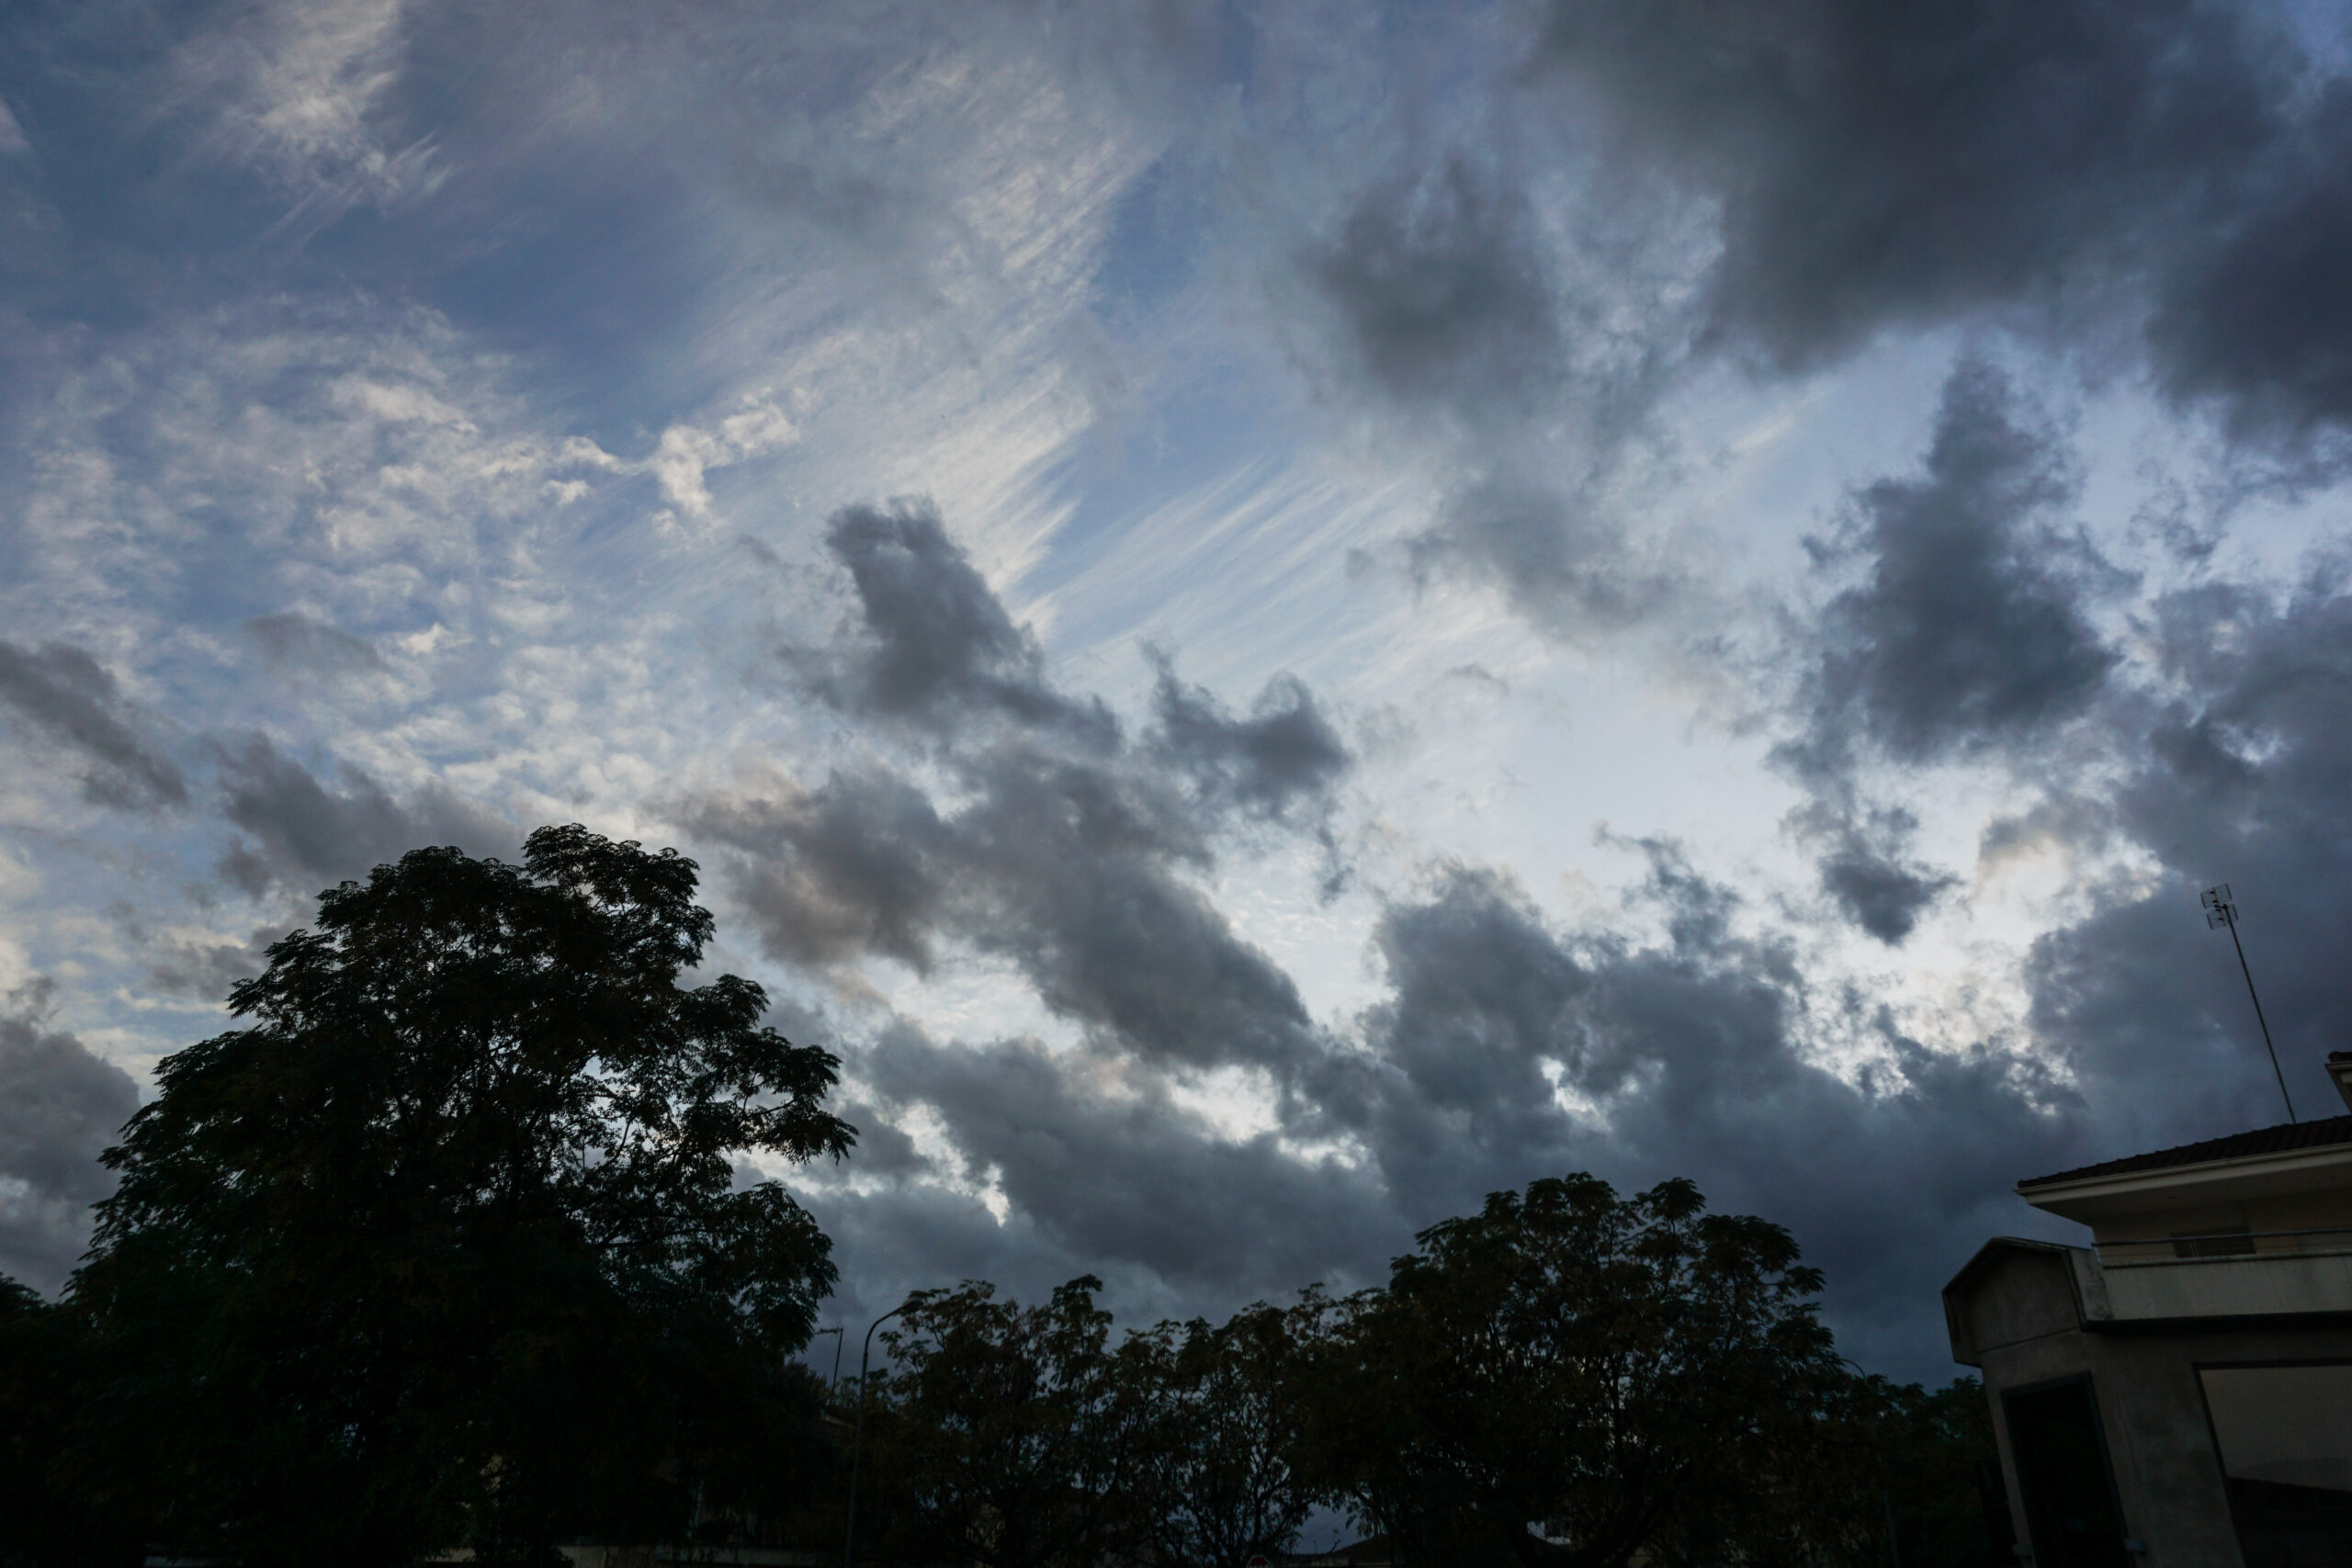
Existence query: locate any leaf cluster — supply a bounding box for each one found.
[47,827,855,1566]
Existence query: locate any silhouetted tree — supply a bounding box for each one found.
[862,1276,1157,1568]
[1295,1173,1853,1568]
[69,827,853,1567]
[0,1279,142,1568]
[1123,1301,1318,1568]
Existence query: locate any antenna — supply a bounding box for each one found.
[2203,885,2296,1123]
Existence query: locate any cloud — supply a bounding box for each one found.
[1786,361,2116,778]
[1533,0,2268,357]
[817,838,2089,1374]
[0,985,139,1293]
[1147,654,1351,833]
[2148,84,2352,438]
[695,739,1327,1078]
[797,499,1114,740]
[1536,0,2352,442]
[1817,839,1954,947]
[172,0,441,215]
[863,1024,1392,1295]
[1410,475,1673,638]
[1290,147,1684,640]
[1344,843,2081,1365]
[243,612,386,677]
[2027,575,2352,1126]
[684,766,956,974]
[1306,158,1563,421]
[696,497,1360,1082]
[643,397,799,528]
[0,641,187,811]
[218,733,512,896]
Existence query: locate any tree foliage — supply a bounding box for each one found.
[1125,1302,1318,1568]
[850,1173,1994,1568]
[861,1276,1155,1568]
[1295,1174,1853,1567]
[69,827,854,1566]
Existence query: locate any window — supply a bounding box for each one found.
[2171,1228,2256,1258]
[2200,1363,2352,1568]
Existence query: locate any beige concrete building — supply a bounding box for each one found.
[1943,1053,2352,1566]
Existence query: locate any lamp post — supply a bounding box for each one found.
[809,1325,844,1392]
[842,1298,915,1568]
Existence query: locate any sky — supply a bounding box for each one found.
[5,0,2352,1386]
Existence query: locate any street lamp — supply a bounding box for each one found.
[842,1297,917,1568]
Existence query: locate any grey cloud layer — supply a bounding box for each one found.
[1778,363,2114,942]
[2030,577,2352,1127]
[700,499,2138,1375]
[0,641,187,810]
[220,734,514,896]
[0,991,138,1292]
[696,502,1345,1081]
[1537,0,2337,431]
[1795,364,2115,773]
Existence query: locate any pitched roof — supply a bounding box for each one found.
[2018,1113,2352,1189]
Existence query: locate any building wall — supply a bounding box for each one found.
[1958,1247,2352,1566]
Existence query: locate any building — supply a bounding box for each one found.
[1942,1053,2352,1566]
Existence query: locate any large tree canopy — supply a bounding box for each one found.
[1298,1173,1855,1568]
[71,826,854,1567]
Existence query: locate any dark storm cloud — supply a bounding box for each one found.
[1297,154,1677,638]
[830,834,2092,1376]
[1532,0,2267,362]
[0,987,139,1292]
[1306,159,1563,417]
[2149,83,2352,438]
[2028,575,2352,1129]
[1353,864,1586,1158]
[1147,654,1351,830]
[1787,362,2115,777]
[696,740,1327,1077]
[1347,842,2082,1367]
[700,497,1348,1077]
[1817,839,1953,946]
[684,767,956,973]
[1773,364,2104,943]
[1788,798,1957,946]
[730,489,2098,1367]
[802,499,1114,741]
[863,1023,1392,1294]
[1537,0,2352,437]
[218,734,512,896]
[951,747,1323,1075]
[0,641,187,810]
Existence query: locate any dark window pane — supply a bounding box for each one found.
[2201,1365,2352,1568]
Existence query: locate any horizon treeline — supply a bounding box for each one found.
[830,1178,2006,1568]
[0,830,2003,1567]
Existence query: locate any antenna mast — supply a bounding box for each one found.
[2203,885,2296,1123]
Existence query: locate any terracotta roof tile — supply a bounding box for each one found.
[2018,1113,2352,1189]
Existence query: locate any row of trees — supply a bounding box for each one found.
[0,829,2002,1567]
[847,1185,2003,1568]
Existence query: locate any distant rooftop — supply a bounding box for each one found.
[2019,1113,2352,1189]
